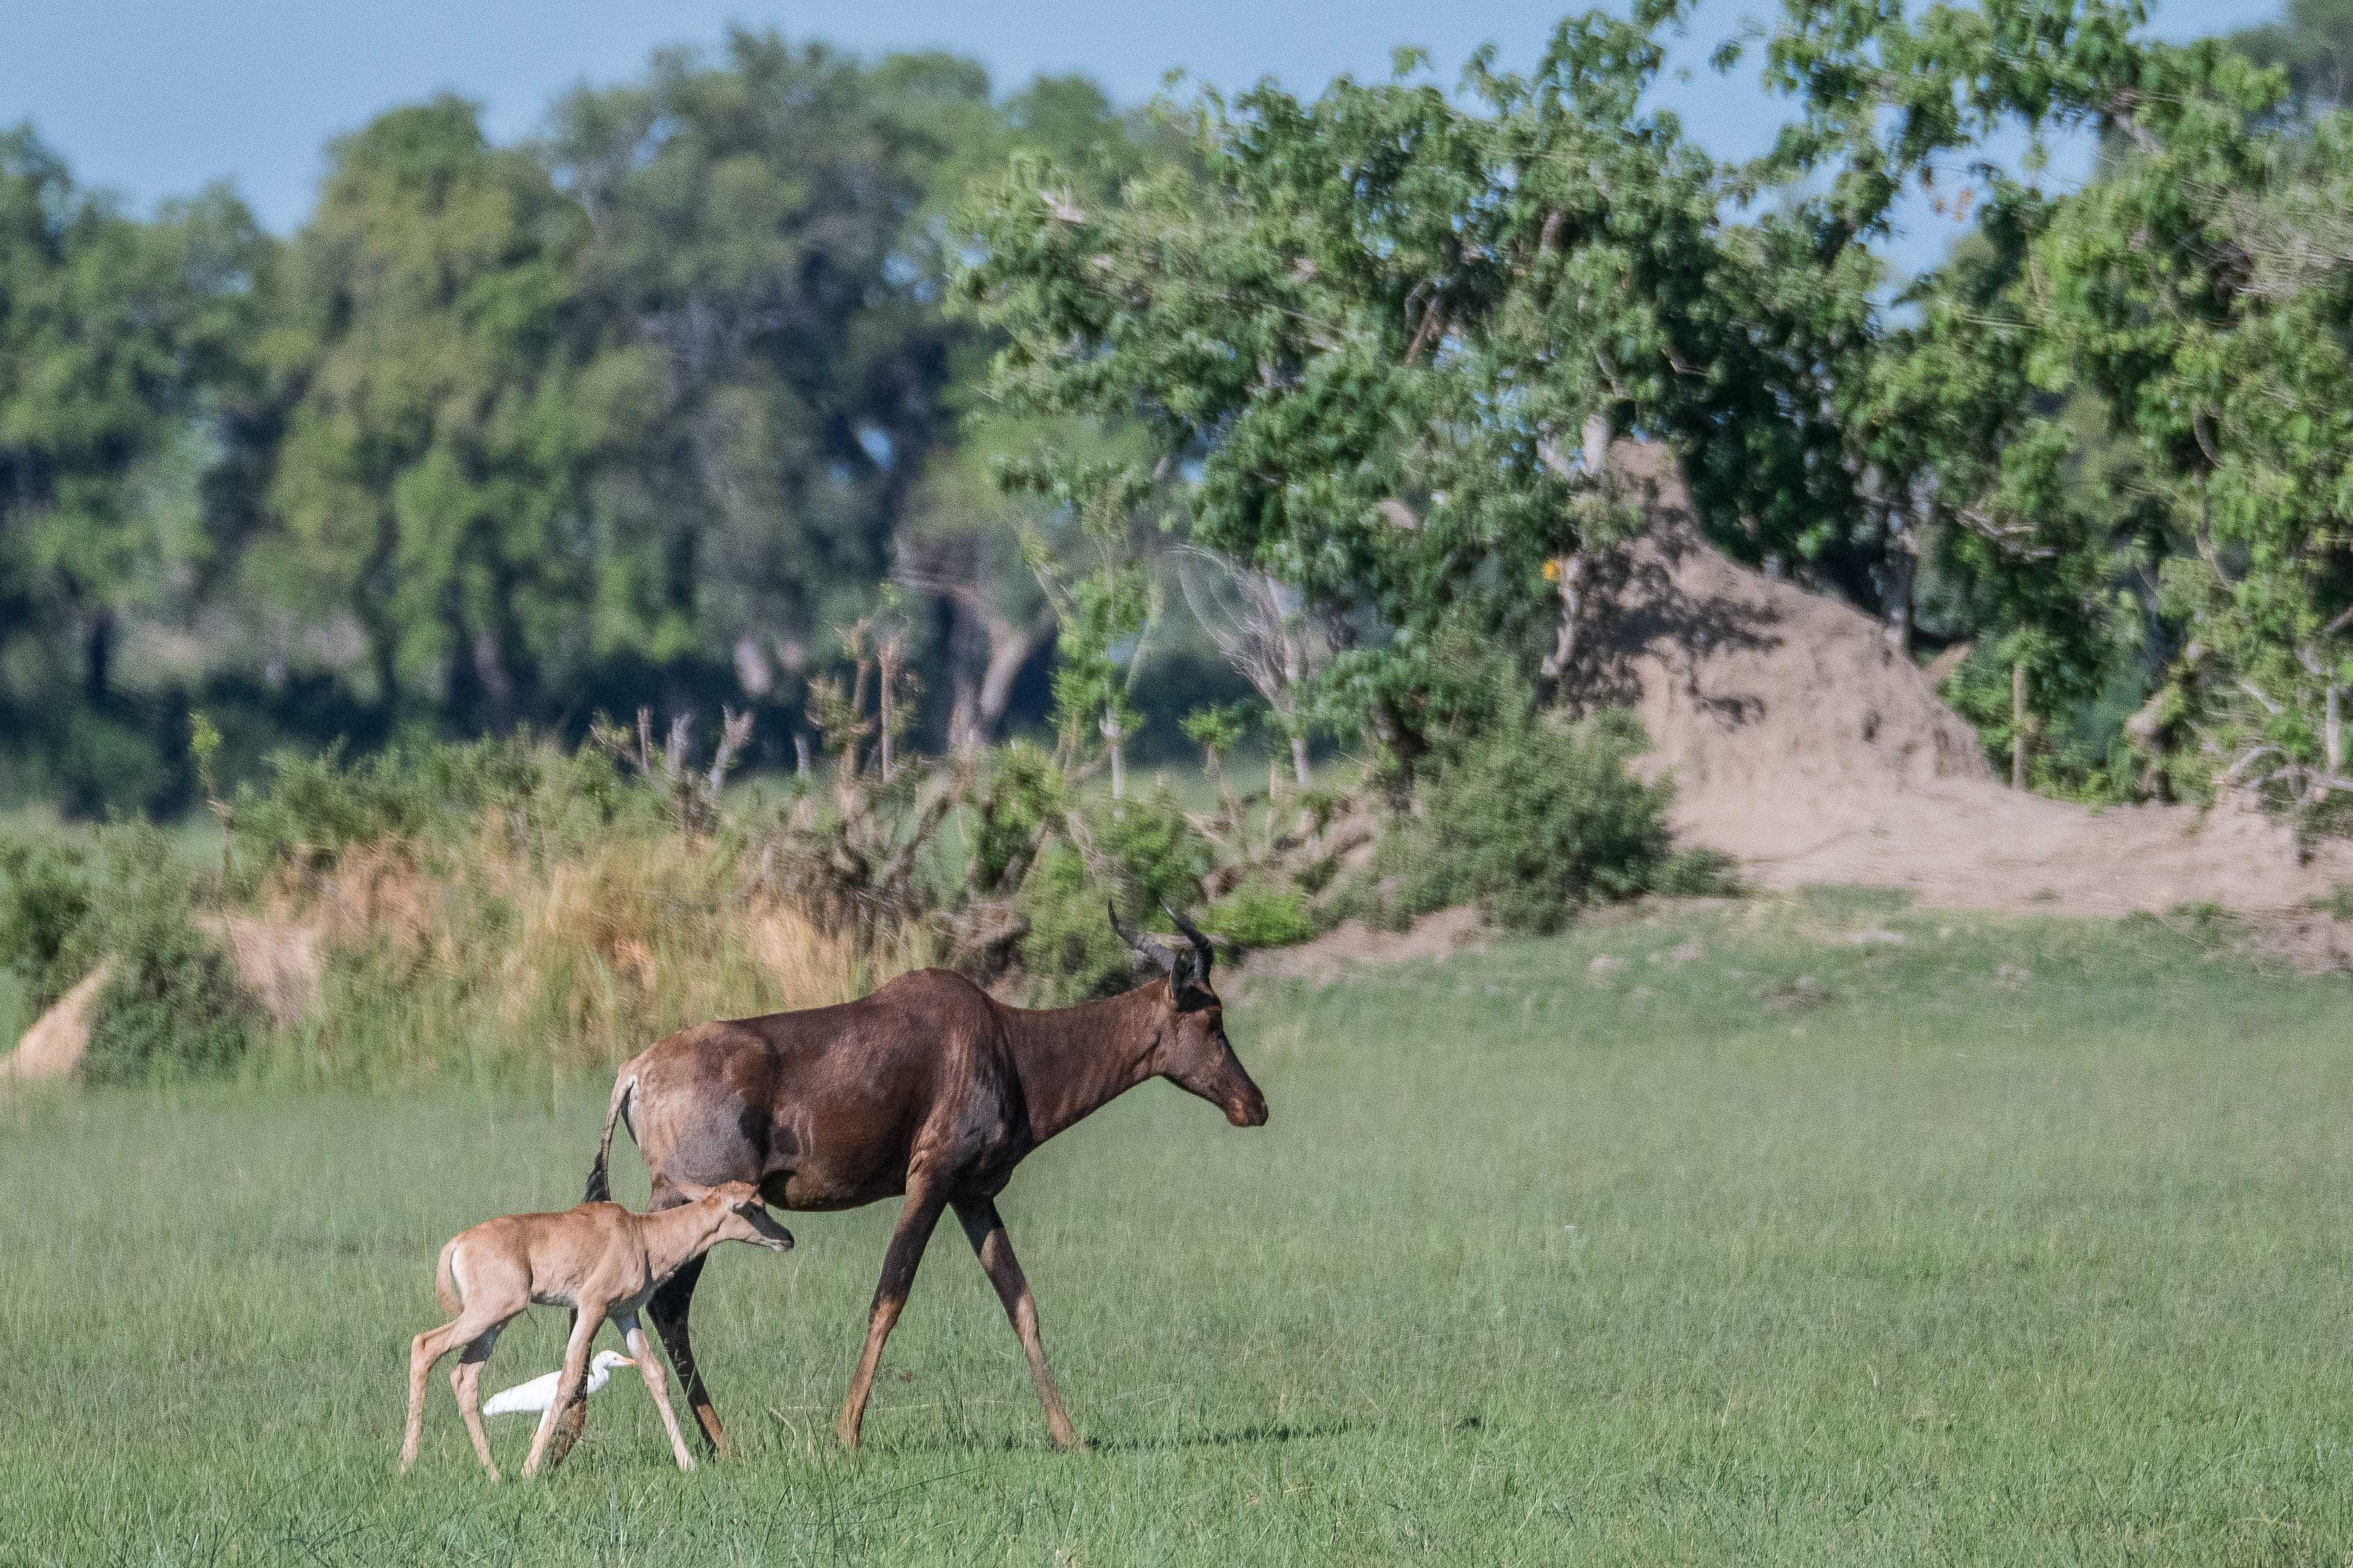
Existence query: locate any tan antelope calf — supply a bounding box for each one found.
[400,1181,793,1479]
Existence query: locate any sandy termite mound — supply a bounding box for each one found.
[1583,443,2353,921]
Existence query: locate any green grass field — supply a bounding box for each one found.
[7,891,2353,1564]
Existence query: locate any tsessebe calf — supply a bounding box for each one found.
[400,1181,793,1479]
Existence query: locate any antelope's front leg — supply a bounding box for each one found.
[835,1180,947,1450]
[955,1197,1079,1450]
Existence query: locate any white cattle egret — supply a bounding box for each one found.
[482,1351,634,1418]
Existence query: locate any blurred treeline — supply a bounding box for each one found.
[0,32,1226,815]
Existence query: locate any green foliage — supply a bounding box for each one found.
[0,126,267,725]
[0,824,251,1082]
[228,735,630,879]
[1086,789,1211,915]
[1014,788,1212,1000]
[1380,696,1696,936]
[0,836,96,1003]
[1197,880,1317,950]
[1012,844,1134,1003]
[967,740,1064,896]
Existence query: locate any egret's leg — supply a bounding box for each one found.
[955,1198,1079,1450]
[451,1326,502,1479]
[524,1308,603,1478]
[647,1253,732,1458]
[835,1180,947,1451]
[618,1315,697,1472]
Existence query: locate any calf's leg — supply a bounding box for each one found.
[834,1180,947,1450]
[539,1309,590,1470]
[955,1198,1079,1450]
[524,1307,605,1478]
[451,1326,502,1478]
[618,1314,697,1472]
[401,1312,502,1474]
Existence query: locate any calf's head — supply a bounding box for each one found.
[1110,902,1269,1129]
[685,1180,796,1252]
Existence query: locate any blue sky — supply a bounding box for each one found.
[0,0,2272,273]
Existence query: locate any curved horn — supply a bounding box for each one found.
[1162,899,1214,978]
[1108,901,1162,967]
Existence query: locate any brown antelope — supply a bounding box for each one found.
[543,903,1268,1468]
[400,1181,794,1479]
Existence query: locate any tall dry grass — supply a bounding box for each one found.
[248,828,929,1086]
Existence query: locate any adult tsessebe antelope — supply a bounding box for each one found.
[400,1180,794,1480]
[542,903,1269,1469]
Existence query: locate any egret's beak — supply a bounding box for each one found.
[617,1357,635,1367]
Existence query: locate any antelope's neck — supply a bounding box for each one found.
[640,1201,725,1276]
[1000,982,1168,1143]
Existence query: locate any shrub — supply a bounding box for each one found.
[229,735,631,884]
[0,835,96,1003]
[1013,788,1213,1002]
[1015,845,1136,1003]
[1382,702,1716,934]
[1198,880,1317,950]
[967,742,1064,896]
[0,825,253,1082]
[1086,789,1211,915]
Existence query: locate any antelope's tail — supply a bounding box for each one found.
[434,1237,463,1316]
[583,1072,638,1203]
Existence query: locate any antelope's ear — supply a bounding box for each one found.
[674,1181,716,1204]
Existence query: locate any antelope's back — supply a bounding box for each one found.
[620,968,1008,1208]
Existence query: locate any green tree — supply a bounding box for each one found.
[2229,0,2353,109]
[545,33,991,705]
[264,97,622,729]
[0,126,267,803]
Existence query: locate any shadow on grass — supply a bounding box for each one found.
[1088,1420,1355,1454]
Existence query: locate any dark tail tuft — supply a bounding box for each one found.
[584,1075,635,1203]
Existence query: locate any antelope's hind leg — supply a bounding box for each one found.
[647,1252,732,1458]
[956,1198,1079,1450]
[402,1313,498,1475]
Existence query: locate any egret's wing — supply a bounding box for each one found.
[481,1369,560,1417]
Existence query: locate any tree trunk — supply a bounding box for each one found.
[470,628,520,733]
[1539,552,1587,689]
[1290,733,1311,790]
[2329,683,2345,777]
[975,614,1051,744]
[1883,534,1916,658]
[1104,717,1126,802]
[2011,661,2027,790]
[83,610,116,704]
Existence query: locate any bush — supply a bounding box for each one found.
[1086,789,1211,914]
[229,734,631,883]
[1013,788,1213,1002]
[0,825,253,1082]
[0,836,96,1003]
[1198,880,1318,949]
[1381,702,1720,934]
[967,742,1064,896]
[1015,845,1135,1003]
